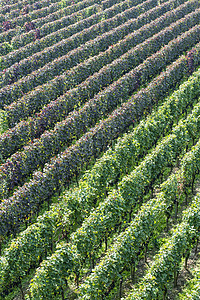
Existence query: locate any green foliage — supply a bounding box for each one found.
[28,99,200,299]
[0,42,13,56]
[1,20,200,198]
[1,60,200,298]
[2,1,198,160]
[26,244,80,300]
[179,263,200,299]
[1,0,186,109]
[78,101,200,298]
[1,0,200,298]
[0,110,8,135]
[126,195,200,300]
[79,197,167,299]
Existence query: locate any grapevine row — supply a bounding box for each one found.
[8,0,145,51]
[70,102,200,262]
[0,1,64,28]
[179,265,200,299]
[78,177,181,298]
[125,194,200,300]
[0,1,199,298]
[2,105,197,297]
[0,45,198,238]
[0,0,159,102]
[1,68,199,293]
[1,24,200,196]
[33,198,167,299]
[0,0,101,44]
[0,0,103,33]
[1,0,64,25]
[81,184,200,299]
[1,0,68,26]
[1,0,59,15]
[0,0,196,152]
[0,4,99,55]
[1,0,192,121]
[25,102,200,299]
[79,131,200,297]
[0,0,161,83]
[28,0,122,28]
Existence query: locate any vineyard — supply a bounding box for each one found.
[0,0,200,298]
